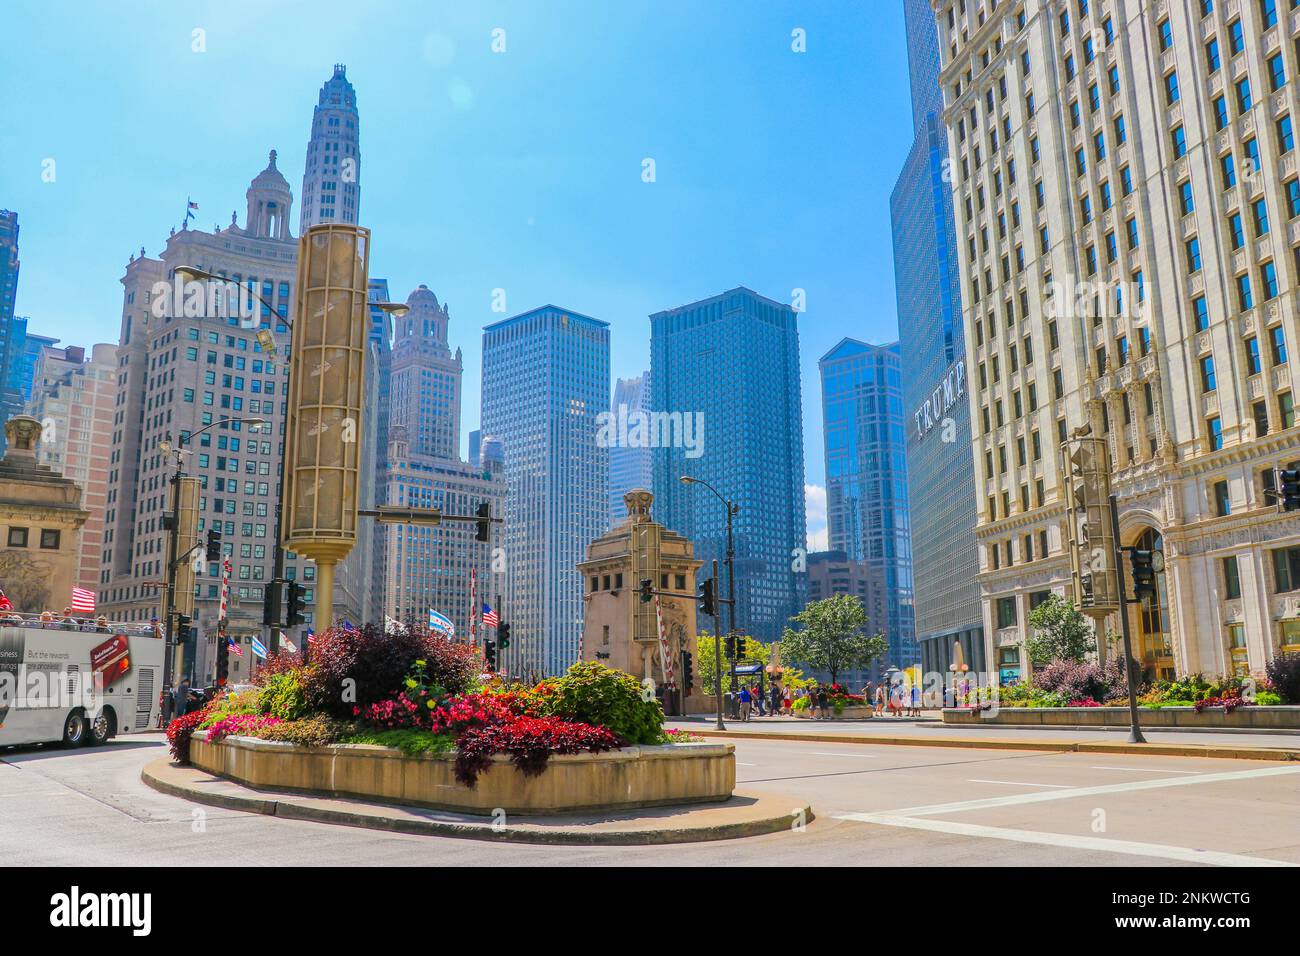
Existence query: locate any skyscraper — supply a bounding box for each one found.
[891,0,982,678]
[29,343,118,592]
[650,288,806,644]
[0,211,23,451]
[819,339,916,668]
[379,284,504,640]
[607,372,652,529]
[299,64,360,232]
[482,305,609,678]
[933,0,1300,680]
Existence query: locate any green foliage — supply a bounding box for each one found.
[658,728,704,743]
[198,688,260,728]
[250,715,356,747]
[342,728,457,756]
[257,670,309,721]
[1026,594,1096,665]
[779,595,888,686]
[544,661,664,745]
[1254,690,1282,706]
[695,632,804,696]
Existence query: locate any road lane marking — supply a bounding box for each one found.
[863,764,1300,818]
[834,813,1298,867]
[966,779,1074,788]
[810,752,877,758]
[1089,766,1202,774]
[736,762,758,766]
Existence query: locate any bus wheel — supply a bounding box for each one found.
[87,709,115,747]
[61,710,87,747]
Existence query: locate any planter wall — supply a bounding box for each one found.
[942,706,1300,731]
[188,732,736,815]
[792,706,874,720]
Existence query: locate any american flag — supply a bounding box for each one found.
[482,603,499,628]
[227,636,243,657]
[71,587,96,613]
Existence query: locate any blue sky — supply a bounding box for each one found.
[0,0,915,545]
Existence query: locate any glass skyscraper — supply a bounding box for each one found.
[481,305,609,678]
[0,211,22,453]
[820,339,916,668]
[890,0,983,676]
[608,372,652,529]
[650,287,806,644]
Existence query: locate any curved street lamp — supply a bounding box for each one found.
[680,475,740,723]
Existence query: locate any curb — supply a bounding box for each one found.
[141,759,812,846]
[684,730,1300,762]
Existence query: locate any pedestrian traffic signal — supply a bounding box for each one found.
[262,580,282,627]
[682,651,694,694]
[498,622,511,650]
[484,640,497,670]
[216,635,230,686]
[697,578,716,617]
[1280,469,1300,511]
[638,578,654,603]
[285,580,305,627]
[475,501,491,542]
[1130,549,1162,601]
[205,527,223,561]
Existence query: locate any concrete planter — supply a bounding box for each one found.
[188,732,736,815]
[942,705,1300,731]
[792,706,874,720]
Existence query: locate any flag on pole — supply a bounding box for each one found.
[184,197,198,223]
[250,636,268,659]
[227,636,243,657]
[218,558,231,623]
[428,609,455,639]
[384,615,401,634]
[653,595,676,689]
[482,603,499,628]
[306,627,317,645]
[71,587,96,613]
[469,568,478,646]
[278,631,298,653]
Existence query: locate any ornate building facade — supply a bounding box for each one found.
[934,0,1300,680]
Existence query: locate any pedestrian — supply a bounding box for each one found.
[889,681,903,716]
[817,685,831,720]
[173,677,191,720]
[910,681,922,716]
[874,682,886,716]
[738,685,752,721]
[770,682,782,717]
[783,685,792,715]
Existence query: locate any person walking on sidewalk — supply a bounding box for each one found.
[817,685,831,720]
[874,682,886,716]
[738,685,752,721]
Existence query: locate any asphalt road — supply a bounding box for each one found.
[3,733,1297,866]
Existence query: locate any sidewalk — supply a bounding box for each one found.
[666,714,1300,761]
[142,758,812,846]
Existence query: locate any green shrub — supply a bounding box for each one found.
[257,670,309,721]
[342,728,456,756]
[792,696,811,710]
[1141,699,1197,709]
[198,688,260,728]
[249,715,355,747]
[544,661,663,745]
[1254,690,1282,706]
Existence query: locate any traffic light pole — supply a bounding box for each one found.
[711,558,725,731]
[162,465,183,705]
[1109,495,1147,745]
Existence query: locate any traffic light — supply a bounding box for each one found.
[638,578,654,603]
[498,622,511,650]
[682,651,694,694]
[484,639,497,670]
[176,614,193,642]
[475,501,491,542]
[1130,549,1160,601]
[285,581,305,627]
[697,578,716,617]
[205,527,223,561]
[1280,469,1300,511]
[262,580,282,627]
[216,635,230,686]
[725,634,738,659]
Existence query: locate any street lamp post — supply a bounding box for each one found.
[174,266,408,661]
[680,475,739,716]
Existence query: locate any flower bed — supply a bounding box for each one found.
[166,623,734,811]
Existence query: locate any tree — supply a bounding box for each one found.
[695,633,809,697]
[778,595,887,687]
[1026,593,1096,665]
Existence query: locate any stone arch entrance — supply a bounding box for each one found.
[1125,526,1176,681]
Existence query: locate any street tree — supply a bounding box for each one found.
[1026,593,1096,665]
[695,633,809,696]
[778,594,887,687]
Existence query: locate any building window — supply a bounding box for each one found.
[996,596,1017,629]
[1214,479,1231,516]
[1223,556,1241,600]
[1273,546,1300,593]
[39,529,60,550]
[7,527,27,548]
[1281,620,1300,653]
